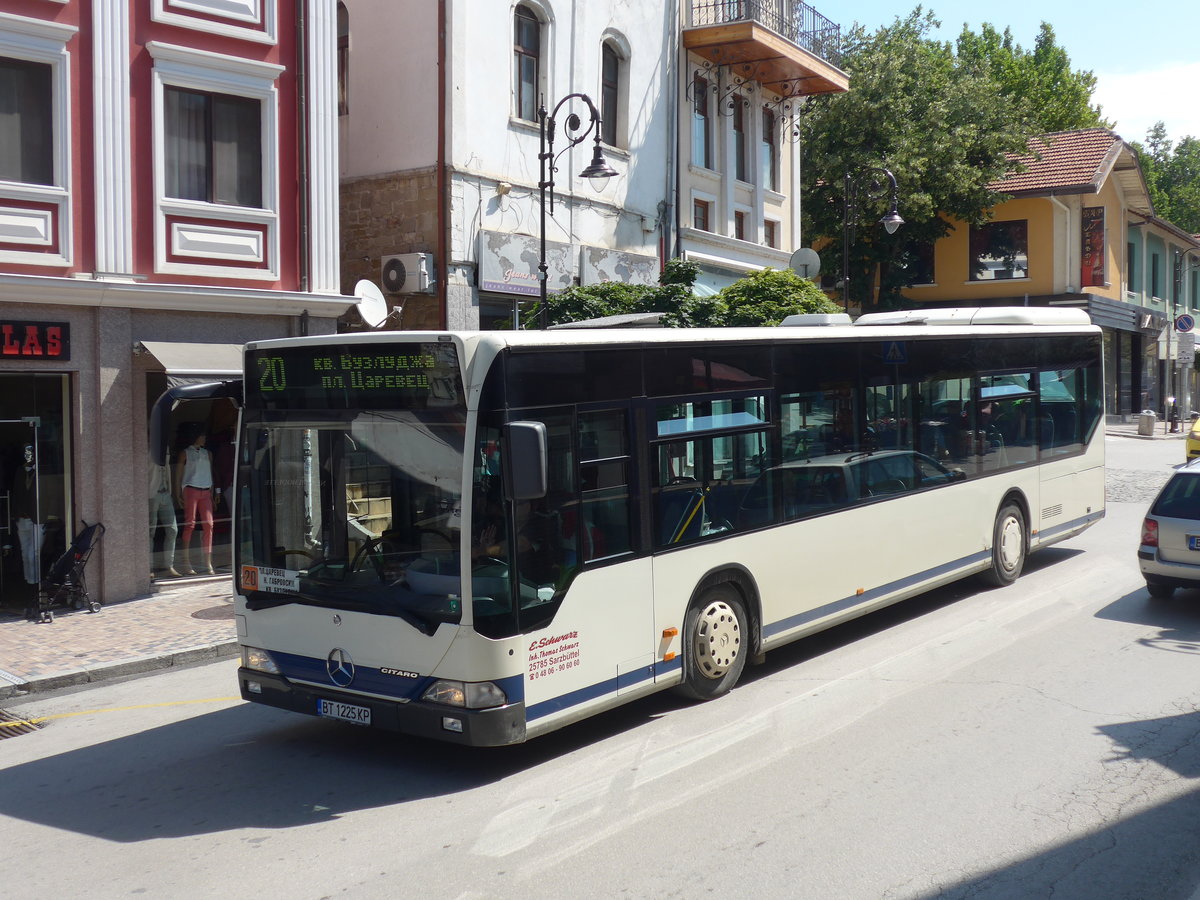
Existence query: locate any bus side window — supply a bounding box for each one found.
[578,410,634,561]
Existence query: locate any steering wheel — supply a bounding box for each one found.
[278,547,320,560]
[350,537,404,583]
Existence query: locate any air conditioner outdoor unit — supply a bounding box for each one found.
[381,252,434,294]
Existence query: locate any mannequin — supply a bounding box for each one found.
[148,454,179,577]
[10,444,43,585]
[173,425,217,575]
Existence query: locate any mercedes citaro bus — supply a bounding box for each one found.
[234,307,1104,744]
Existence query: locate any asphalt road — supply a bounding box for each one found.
[2,435,1198,900]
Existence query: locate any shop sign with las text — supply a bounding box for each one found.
[1,321,70,360]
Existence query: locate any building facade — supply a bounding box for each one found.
[0,0,350,612]
[901,128,1199,422]
[337,0,846,328]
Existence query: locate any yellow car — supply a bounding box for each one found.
[1188,417,1200,461]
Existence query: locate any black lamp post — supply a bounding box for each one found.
[536,92,618,329]
[842,167,904,313]
[1170,246,1200,430]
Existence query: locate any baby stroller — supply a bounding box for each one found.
[28,521,106,624]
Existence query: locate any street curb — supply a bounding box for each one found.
[1106,432,1186,441]
[0,640,240,700]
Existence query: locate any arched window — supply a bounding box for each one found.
[337,2,349,116]
[600,43,619,146]
[514,5,541,122]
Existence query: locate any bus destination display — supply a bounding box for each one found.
[246,343,463,410]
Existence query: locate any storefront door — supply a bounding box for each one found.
[0,375,71,611]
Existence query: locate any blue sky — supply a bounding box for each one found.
[839,1,1200,146]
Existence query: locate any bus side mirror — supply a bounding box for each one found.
[505,421,548,500]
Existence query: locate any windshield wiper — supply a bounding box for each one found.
[244,589,322,611]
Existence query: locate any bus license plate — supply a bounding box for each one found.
[317,698,371,726]
[1189,536,1200,551]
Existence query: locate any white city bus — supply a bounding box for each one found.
[235,307,1104,745]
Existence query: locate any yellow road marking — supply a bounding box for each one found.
[2,696,240,729]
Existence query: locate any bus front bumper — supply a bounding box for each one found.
[238,668,527,746]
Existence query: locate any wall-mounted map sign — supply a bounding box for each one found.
[479,230,573,296]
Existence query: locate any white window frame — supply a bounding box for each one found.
[152,0,277,46]
[692,189,717,232]
[0,12,76,267]
[148,41,282,280]
[763,218,780,250]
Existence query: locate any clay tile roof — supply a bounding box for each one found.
[989,128,1126,196]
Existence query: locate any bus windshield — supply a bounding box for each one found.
[238,409,466,634]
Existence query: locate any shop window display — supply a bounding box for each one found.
[147,380,237,581]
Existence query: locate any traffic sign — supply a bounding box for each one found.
[1176,314,1194,333]
[883,341,907,364]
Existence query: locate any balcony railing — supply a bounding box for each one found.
[689,0,843,70]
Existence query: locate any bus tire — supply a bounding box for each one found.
[676,585,748,701]
[981,501,1026,587]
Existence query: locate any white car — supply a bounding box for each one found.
[1139,460,1200,597]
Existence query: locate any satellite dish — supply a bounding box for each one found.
[354,279,389,329]
[788,248,822,280]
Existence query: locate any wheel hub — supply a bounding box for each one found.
[693,600,741,679]
[999,516,1023,571]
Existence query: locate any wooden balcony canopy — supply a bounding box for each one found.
[684,4,849,97]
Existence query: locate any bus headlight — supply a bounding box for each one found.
[421,679,507,709]
[241,646,281,675]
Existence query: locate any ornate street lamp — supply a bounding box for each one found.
[536,93,618,328]
[842,167,904,313]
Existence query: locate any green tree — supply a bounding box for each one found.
[954,22,1108,134]
[800,9,1030,311]
[1134,122,1200,234]
[523,259,831,328]
[718,268,840,326]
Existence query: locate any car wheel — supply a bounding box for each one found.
[980,501,1026,587]
[675,585,748,701]
[1146,581,1175,599]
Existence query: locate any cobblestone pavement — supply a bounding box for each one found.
[0,423,1188,698]
[0,576,237,698]
[1105,421,1187,503]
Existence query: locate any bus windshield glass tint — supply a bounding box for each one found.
[237,409,466,633]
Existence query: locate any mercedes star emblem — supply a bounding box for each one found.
[326,648,355,687]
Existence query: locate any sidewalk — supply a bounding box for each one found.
[0,419,1188,701]
[1106,419,1190,440]
[0,576,238,700]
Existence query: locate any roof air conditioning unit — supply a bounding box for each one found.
[381,252,434,295]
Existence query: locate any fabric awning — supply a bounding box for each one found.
[138,341,243,387]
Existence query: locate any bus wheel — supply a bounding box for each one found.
[981,502,1026,587]
[677,585,748,700]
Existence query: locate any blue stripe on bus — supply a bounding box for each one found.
[271,649,432,701]
[271,511,1103,724]
[527,663,657,721]
[762,550,992,639]
[762,510,1101,639]
[271,651,527,705]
